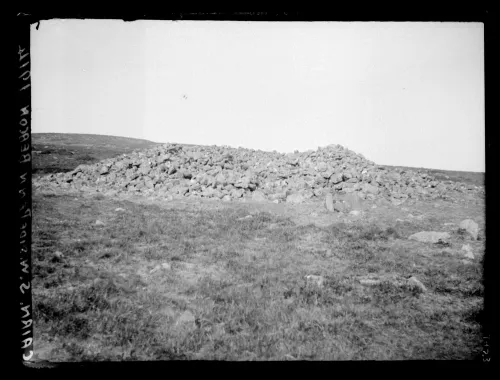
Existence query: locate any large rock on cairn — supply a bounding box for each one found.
[34,142,482,203]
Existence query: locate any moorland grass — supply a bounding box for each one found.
[32,192,484,361]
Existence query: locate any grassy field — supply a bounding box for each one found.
[32,189,484,361]
[31,133,486,361]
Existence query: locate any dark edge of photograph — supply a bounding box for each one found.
[10,7,496,375]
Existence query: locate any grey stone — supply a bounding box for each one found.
[304,275,325,288]
[100,165,110,175]
[237,215,253,221]
[362,183,379,194]
[459,219,479,240]
[339,192,364,211]
[325,193,335,212]
[176,310,196,326]
[161,262,172,270]
[316,162,327,172]
[463,251,475,260]
[286,193,305,204]
[252,190,267,202]
[313,188,324,197]
[461,244,472,253]
[359,278,381,286]
[408,231,450,244]
[333,201,347,213]
[150,265,161,274]
[329,173,343,184]
[461,244,474,259]
[406,276,427,292]
[53,251,64,259]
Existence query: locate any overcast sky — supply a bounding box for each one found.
[31,20,484,172]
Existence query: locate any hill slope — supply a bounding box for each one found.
[32,133,161,175]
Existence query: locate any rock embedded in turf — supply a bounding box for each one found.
[408,231,451,244]
[406,276,427,293]
[305,275,325,288]
[463,251,475,260]
[237,215,253,221]
[459,219,479,240]
[359,278,381,286]
[461,244,472,253]
[325,193,335,212]
[252,286,263,299]
[150,265,161,274]
[461,244,475,259]
[176,310,196,327]
[53,251,64,260]
[338,192,364,211]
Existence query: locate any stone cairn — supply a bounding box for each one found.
[34,143,483,204]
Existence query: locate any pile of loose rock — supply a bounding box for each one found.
[33,143,483,204]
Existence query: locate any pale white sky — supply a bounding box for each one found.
[31,20,485,172]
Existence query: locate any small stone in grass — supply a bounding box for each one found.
[161,262,172,270]
[461,244,475,258]
[406,276,427,293]
[408,231,450,244]
[305,275,325,288]
[176,310,196,326]
[459,219,479,240]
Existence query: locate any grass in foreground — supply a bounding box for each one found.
[32,192,484,361]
